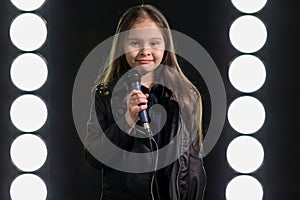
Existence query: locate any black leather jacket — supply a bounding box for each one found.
[85,79,206,200]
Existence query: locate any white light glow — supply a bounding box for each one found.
[10,174,47,200]
[229,55,266,93]
[227,136,264,173]
[10,134,47,172]
[226,175,263,200]
[228,96,265,134]
[231,0,267,13]
[229,15,267,53]
[10,95,48,132]
[10,0,46,11]
[11,53,48,91]
[10,13,47,51]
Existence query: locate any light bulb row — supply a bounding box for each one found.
[226,0,268,200]
[9,1,48,199]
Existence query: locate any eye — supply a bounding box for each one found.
[129,41,141,47]
[150,41,160,47]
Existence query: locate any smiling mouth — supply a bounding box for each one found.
[136,60,153,64]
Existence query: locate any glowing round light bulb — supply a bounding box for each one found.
[10,0,46,11]
[226,175,263,200]
[10,13,47,51]
[10,174,47,200]
[10,134,47,172]
[227,136,264,173]
[11,53,48,91]
[10,94,48,132]
[228,96,265,134]
[229,15,267,53]
[229,54,266,93]
[231,0,267,13]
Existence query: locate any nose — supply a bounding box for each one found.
[139,46,151,56]
[140,51,151,57]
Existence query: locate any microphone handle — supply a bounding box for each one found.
[133,82,150,124]
[128,72,151,134]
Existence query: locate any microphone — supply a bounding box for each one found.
[128,71,151,134]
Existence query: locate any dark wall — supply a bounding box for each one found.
[1,0,299,199]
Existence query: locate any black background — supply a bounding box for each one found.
[1,0,299,199]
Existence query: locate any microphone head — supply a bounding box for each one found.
[126,69,142,91]
[127,69,141,82]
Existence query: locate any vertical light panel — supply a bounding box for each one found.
[8,0,48,199]
[226,0,268,199]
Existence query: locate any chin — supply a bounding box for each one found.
[135,64,158,74]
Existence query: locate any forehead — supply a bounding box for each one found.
[127,18,163,39]
[126,27,163,40]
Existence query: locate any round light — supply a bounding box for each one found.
[226,175,263,200]
[227,136,264,173]
[10,174,47,200]
[228,96,265,134]
[231,0,267,13]
[11,53,48,91]
[10,13,47,51]
[229,55,266,93]
[229,15,267,53]
[10,94,48,132]
[10,0,46,11]
[10,134,47,172]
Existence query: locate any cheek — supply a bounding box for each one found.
[154,50,165,63]
[125,51,137,67]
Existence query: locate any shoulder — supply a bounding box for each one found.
[190,86,201,103]
[93,82,112,112]
[95,78,118,98]
[96,82,110,97]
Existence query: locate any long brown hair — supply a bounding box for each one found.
[97,4,204,146]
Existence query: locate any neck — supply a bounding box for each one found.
[141,71,154,89]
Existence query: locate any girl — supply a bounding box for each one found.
[85,4,206,200]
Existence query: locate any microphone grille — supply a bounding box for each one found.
[127,69,141,82]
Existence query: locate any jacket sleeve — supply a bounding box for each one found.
[186,135,207,200]
[186,90,207,200]
[177,90,207,200]
[84,85,134,169]
[168,119,206,200]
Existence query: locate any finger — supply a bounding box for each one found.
[131,94,148,103]
[131,89,149,97]
[127,90,141,100]
[132,93,148,100]
[139,104,148,110]
[128,91,141,102]
[136,97,148,104]
[131,90,143,96]
[132,104,147,114]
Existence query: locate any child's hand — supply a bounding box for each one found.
[125,89,149,127]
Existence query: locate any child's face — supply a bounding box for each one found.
[123,18,165,74]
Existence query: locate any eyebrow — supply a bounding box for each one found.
[127,37,163,41]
